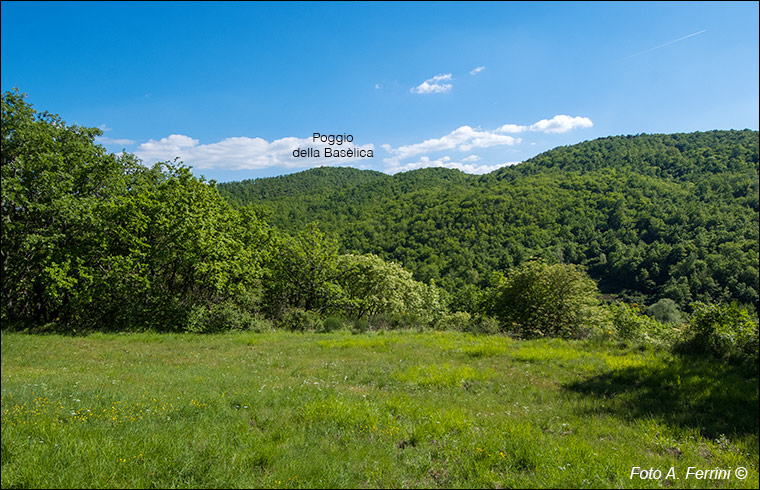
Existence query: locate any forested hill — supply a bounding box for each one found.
[217,130,760,311]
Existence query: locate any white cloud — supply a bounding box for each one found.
[497,123,528,133]
[384,125,520,165]
[496,115,593,134]
[386,155,520,175]
[96,136,136,146]
[470,66,485,75]
[381,114,592,175]
[528,115,593,134]
[134,134,375,170]
[410,73,453,94]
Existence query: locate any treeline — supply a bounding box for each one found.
[219,131,760,313]
[0,90,439,332]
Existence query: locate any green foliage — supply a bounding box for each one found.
[186,300,264,333]
[367,312,426,331]
[337,253,442,322]
[5,90,758,342]
[608,302,679,347]
[322,316,350,332]
[263,226,343,317]
[646,298,684,324]
[263,234,443,329]
[676,302,759,367]
[488,260,603,338]
[433,311,472,331]
[1,89,442,333]
[278,307,324,332]
[219,131,760,312]
[465,314,502,335]
[100,163,270,331]
[1,89,271,331]
[2,88,126,327]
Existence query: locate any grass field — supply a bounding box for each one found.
[1,330,758,488]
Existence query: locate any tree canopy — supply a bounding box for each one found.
[1,89,271,330]
[219,131,759,312]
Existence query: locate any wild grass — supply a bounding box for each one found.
[1,330,757,488]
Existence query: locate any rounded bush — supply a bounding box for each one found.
[646,298,684,324]
[489,260,603,338]
[279,308,323,332]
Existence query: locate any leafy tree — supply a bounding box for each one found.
[336,253,442,321]
[2,88,128,327]
[488,260,603,338]
[263,226,344,317]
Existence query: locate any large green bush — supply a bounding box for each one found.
[676,302,759,366]
[336,253,442,322]
[488,260,603,338]
[608,302,679,347]
[278,308,324,332]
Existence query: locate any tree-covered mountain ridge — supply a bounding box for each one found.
[218,130,759,311]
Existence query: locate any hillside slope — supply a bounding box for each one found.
[218,130,759,310]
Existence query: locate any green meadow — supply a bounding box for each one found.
[1,330,757,488]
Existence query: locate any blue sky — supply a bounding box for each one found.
[2,1,758,182]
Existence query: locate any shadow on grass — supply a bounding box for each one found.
[564,354,759,439]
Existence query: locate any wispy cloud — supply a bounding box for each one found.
[133,113,592,174]
[624,29,707,59]
[470,66,485,75]
[497,123,528,133]
[96,136,135,145]
[382,114,593,173]
[527,115,593,134]
[383,126,520,165]
[410,73,453,94]
[135,134,374,170]
[498,115,593,134]
[386,155,519,175]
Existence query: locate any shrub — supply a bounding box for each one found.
[646,298,684,324]
[608,302,679,347]
[464,314,501,335]
[488,260,603,338]
[433,311,472,331]
[676,302,759,367]
[367,312,426,331]
[278,308,323,332]
[186,301,259,333]
[351,318,370,333]
[336,253,443,323]
[321,316,349,333]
